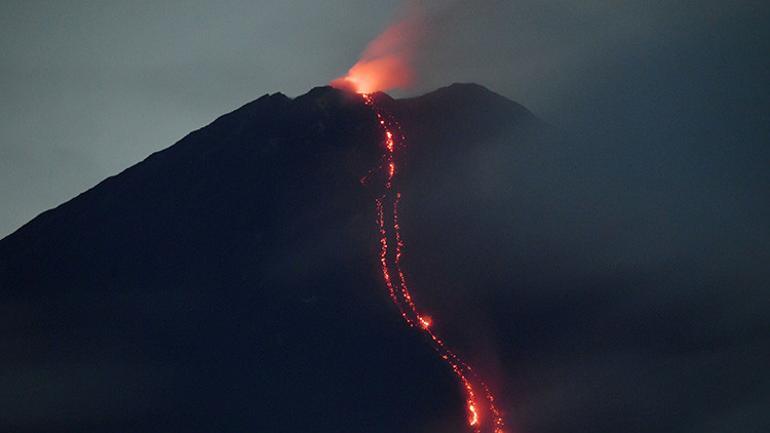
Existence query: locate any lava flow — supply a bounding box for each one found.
[361,93,506,433]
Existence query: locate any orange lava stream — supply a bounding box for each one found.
[363,93,506,433]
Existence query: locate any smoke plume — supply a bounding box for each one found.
[331,5,423,93]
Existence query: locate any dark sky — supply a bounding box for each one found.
[2,0,768,237]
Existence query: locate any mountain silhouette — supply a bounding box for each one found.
[0,84,542,433]
[4,83,765,433]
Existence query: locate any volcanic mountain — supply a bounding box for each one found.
[0,84,547,433]
[4,83,763,433]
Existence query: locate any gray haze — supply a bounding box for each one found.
[1,2,770,431]
[1,0,769,240]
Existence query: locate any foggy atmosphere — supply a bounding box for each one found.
[1,1,768,432]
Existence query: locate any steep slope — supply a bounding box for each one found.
[0,84,541,433]
[5,83,762,433]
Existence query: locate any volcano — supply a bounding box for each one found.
[3,80,768,433]
[1,83,551,433]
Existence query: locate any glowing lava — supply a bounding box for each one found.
[332,56,412,94]
[331,12,418,94]
[361,93,506,433]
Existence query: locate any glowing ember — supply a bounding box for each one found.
[469,403,480,426]
[362,94,507,433]
[418,315,432,329]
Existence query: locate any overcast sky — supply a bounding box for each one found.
[1,0,768,237]
[2,2,770,432]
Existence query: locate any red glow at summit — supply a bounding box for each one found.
[331,9,509,433]
[331,14,416,94]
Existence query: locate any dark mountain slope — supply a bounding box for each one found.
[2,83,767,433]
[0,84,541,433]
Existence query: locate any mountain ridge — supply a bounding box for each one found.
[0,82,543,432]
[2,80,763,433]
[1,82,535,245]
